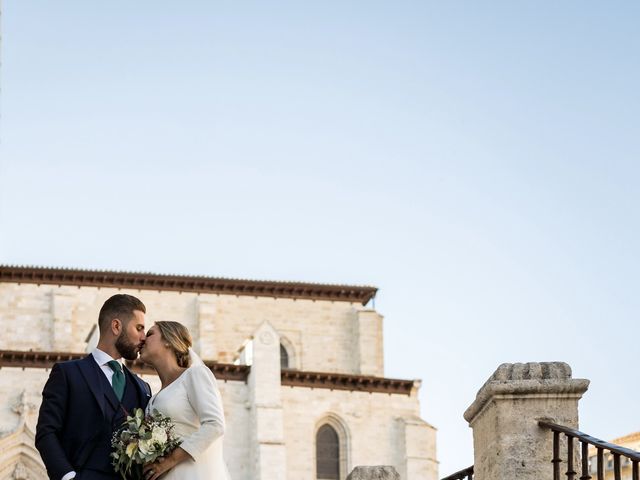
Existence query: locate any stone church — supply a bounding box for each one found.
[0,266,437,480]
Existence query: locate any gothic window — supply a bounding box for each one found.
[280,343,289,369]
[316,424,340,480]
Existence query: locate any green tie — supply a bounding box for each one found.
[107,360,125,401]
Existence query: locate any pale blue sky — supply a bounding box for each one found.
[1,1,639,475]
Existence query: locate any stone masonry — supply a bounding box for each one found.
[464,362,589,480]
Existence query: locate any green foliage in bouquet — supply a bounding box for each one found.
[111,408,182,480]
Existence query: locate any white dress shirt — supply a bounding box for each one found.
[92,348,124,385]
[61,349,123,480]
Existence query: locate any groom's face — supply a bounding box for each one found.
[115,309,146,361]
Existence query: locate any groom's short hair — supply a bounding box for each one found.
[98,294,146,332]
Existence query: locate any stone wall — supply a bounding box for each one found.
[282,386,436,480]
[0,283,384,375]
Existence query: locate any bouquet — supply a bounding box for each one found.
[111,408,182,479]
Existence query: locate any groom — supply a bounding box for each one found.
[36,294,152,480]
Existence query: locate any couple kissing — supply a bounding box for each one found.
[35,294,231,480]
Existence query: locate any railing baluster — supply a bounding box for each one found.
[440,465,473,480]
[444,423,640,480]
[567,435,576,480]
[553,430,561,480]
[597,448,604,480]
[580,441,591,480]
[613,453,621,480]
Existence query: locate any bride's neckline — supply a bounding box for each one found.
[153,367,189,400]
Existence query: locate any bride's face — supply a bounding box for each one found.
[139,325,169,365]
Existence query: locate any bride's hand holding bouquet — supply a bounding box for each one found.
[111,408,182,480]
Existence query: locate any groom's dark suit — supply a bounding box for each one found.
[36,354,151,480]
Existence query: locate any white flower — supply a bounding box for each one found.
[151,426,168,445]
[138,438,154,456]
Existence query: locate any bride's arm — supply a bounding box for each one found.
[143,365,226,480]
[178,364,226,460]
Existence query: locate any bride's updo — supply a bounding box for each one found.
[156,321,192,368]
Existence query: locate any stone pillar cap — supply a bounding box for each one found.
[347,466,400,480]
[464,362,589,423]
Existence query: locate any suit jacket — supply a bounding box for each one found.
[35,354,151,480]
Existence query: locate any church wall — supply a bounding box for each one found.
[0,369,48,435]
[0,279,430,480]
[281,386,436,480]
[0,283,383,376]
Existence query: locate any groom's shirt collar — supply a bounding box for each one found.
[92,348,124,387]
[92,348,123,368]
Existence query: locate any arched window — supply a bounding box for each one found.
[280,343,289,369]
[279,335,298,370]
[316,424,340,480]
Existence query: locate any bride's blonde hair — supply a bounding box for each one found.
[155,321,192,368]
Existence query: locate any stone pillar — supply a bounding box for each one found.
[397,415,438,480]
[51,293,75,351]
[347,466,400,480]
[352,309,384,376]
[464,362,589,480]
[246,321,287,480]
[196,298,217,360]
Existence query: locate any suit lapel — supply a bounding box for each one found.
[103,380,120,412]
[123,365,151,407]
[76,355,106,417]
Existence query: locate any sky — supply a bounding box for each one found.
[1,1,639,475]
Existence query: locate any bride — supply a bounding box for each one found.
[139,321,231,480]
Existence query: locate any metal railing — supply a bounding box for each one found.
[441,466,473,480]
[539,421,640,480]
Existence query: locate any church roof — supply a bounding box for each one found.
[0,265,377,305]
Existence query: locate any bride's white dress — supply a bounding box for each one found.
[146,359,231,479]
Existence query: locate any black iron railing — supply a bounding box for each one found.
[539,421,640,480]
[441,466,473,480]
